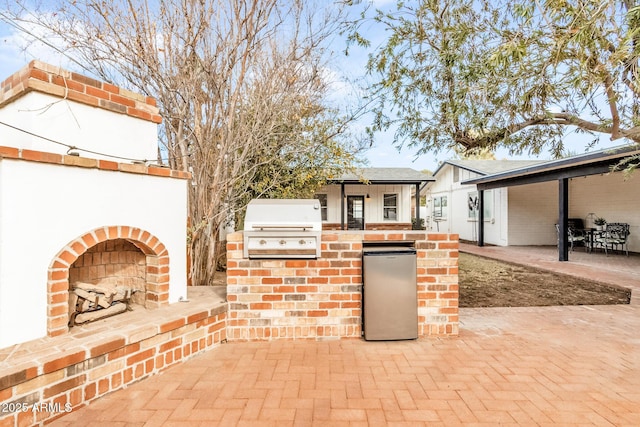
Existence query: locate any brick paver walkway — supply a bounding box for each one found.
[52,304,640,426]
[51,245,640,426]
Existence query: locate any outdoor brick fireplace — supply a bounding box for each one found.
[0,60,201,427]
[48,226,170,337]
[69,239,148,307]
[0,61,188,349]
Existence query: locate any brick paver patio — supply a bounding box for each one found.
[50,245,640,426]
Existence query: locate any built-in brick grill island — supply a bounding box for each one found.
[243,198,322,259]
[227,199,460,342]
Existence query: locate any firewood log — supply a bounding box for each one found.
[73,288,111,309]
[73,303,127,324]
[73,281,117,297]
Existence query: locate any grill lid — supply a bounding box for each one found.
[243,199,322,231]
[243,199,322,259]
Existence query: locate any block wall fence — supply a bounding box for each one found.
[226,231,459,341]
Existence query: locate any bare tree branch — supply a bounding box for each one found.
[3,0,366,284]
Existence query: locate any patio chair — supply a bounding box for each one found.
[567,218,585,230]
[594,223,630,256]
[555,224,585,252]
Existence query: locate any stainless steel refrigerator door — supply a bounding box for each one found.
[363,249,418,340]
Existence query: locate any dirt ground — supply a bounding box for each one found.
[459,252,631,308]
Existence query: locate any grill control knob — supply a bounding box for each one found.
[299,240,306,245]
[259,239,266,245]
[279,240,286,245]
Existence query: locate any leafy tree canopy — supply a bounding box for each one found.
[345,0,640,160]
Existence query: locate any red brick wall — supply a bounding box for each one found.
[365,223,412,230]
[0,145,191,180]
[226,231,459,341]
[322,223,344,230]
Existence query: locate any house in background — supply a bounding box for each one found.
[423,159,545,243]
[315,168,433,230]
[0,61,188,348]
[463,145,640,259]
[425,147,640,257]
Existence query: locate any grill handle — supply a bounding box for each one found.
[251,224,314,230]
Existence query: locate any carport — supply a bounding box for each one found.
[463,145,640,261]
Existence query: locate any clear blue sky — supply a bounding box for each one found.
[0,3,623,173]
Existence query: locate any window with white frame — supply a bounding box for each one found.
[314,194,328,221]
[433,195,447,219]
[383,194,398,220]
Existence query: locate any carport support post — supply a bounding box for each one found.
[478,189,485,246]
[340,183,345,230]
[558,178,569,261]
[415,183,421,229]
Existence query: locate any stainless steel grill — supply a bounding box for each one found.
[243,199,322,259]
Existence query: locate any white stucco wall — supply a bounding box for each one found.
[423,165,451,233]
[424,164,508,245]
[319,184,412,226]
[0,92,158,162]
[0,159,188,348]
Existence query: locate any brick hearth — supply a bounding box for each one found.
[0,288,226,426]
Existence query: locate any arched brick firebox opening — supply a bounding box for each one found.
[47,226,170,337]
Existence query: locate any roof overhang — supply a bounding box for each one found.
[327,168,434,186]
[431,160,485,177]
[327,179,435,185]
[462,145,640,190]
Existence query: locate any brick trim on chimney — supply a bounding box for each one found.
[0,145,190,179]
[0,60,162,124]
